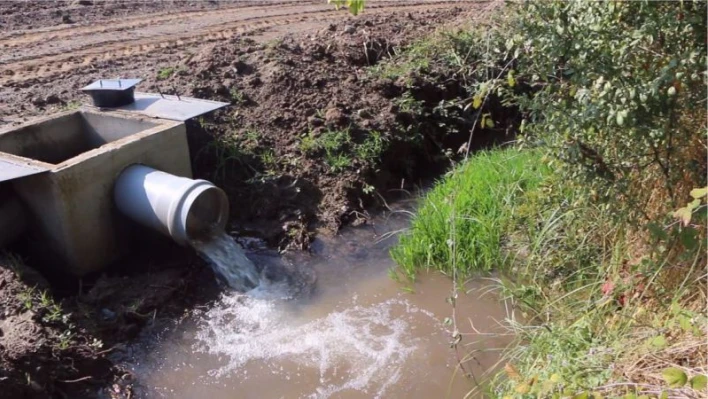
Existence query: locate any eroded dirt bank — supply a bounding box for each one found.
[0,2,503,398]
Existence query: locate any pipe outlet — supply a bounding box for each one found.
[114,165,229,245]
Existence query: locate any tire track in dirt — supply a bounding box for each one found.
[0,3,331,63]
[0,1,319,46]
[0,1,466,86]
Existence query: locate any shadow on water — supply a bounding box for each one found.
[112,200,515,399]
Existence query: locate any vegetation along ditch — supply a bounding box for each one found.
[0,1,706,398]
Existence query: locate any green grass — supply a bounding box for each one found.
[300,128,388,173]
[355,130,386,165]
[477,183,708,398]
[391,148,550,280]
[369,36,437,80]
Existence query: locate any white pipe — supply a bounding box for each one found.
[114,165,229,245]
[0,194,27,247]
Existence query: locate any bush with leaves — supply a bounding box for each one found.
[468,1,706,221]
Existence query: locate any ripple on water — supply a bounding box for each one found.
[194,294,437,399]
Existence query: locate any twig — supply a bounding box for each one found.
[58,376,93,383]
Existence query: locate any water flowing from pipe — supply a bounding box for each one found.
[190,231,260,292]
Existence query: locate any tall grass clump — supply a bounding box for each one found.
[391,148,550,280]
[483,181,708,398]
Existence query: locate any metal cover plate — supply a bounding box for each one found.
[115,92,229,121]
[0,155,49,183]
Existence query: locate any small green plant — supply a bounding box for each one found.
[259,149,280,174]
[195,132,252,182]
[18,287,35,312]
[395,92,424,114]
[60,100,81,111]
[355,131,386,165]
[299,128,353,173]
[300,128,388,173]
[327,154,351,173]
[89,338,104,349]
[299,133,319,154]
[157,66,176,80]
[230,87,246,104]
[37,290,64,323]
[57,330,73,350]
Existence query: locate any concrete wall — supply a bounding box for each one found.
[0,111,90,164]
[0,110,162,165]
[2,110,191,276]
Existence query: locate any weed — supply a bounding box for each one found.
[242,129,260,145]
[18,287,35,312]
[355,131,386,165]
[195,132,252,182]
[259,149,280,174]
[89,338,104,349]
[369,36,437,81]
[57,330,73,350]
[326,154,351,173]
[299,128,353,173]
[479,185,708,398]
[60,100,81,111]
[300,128,388,173]
[157,66,176,80]
[299,132,320,155]
[395,92,424,114]
[230,87,246,104]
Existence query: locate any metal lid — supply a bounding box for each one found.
[114,92,229,121]
[81,79,141,91]
[81,79,142,108]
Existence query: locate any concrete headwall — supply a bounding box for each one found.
[1,110,191,276]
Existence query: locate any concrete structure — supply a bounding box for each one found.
[0,109,192,275]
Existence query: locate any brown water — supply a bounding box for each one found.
[119,205,514,399]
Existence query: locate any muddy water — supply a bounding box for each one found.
[120,205,513,399]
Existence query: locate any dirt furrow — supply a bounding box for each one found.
[0,1,463,86]
[0,1,321,50]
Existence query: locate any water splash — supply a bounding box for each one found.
[190,232,260,292]
[195,295,435,399]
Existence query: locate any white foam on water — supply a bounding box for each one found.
[195,294,435,399]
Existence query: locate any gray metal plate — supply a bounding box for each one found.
[116,93,229,121]
[0,155,49,183]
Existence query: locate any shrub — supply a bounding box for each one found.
[466,1,707,220]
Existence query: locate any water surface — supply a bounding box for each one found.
[120,205,513,398]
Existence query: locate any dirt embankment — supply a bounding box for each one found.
[0,2,504,398]
[172,3,503,249]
